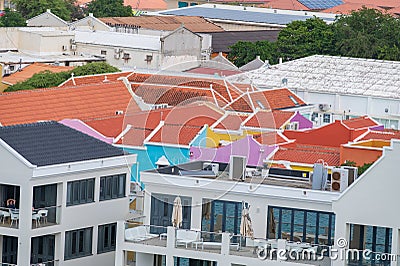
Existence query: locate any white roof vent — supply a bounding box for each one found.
[155,155,170,167]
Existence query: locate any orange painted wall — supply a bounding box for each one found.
[340,146,382,166]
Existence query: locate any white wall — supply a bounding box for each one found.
[332,140,400,266]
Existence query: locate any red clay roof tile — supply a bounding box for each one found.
[3,63,73,85]
[272,144,340,166]
[0,81,138,126]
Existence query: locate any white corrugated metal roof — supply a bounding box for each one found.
[74,30,161,51]
[229,55,400,99]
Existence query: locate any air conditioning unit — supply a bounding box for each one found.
[70,44,77,51]
[114,53,121,59]
[331,168,349,192]
[341,166,358,186]
[319,104,331,112]
[123,53,131,60]
[62,45,68,51]
[203,162,219,176]
[229,156,247,181]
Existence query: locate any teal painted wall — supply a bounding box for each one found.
[124,144,191,183]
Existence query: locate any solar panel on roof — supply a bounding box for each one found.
[161,7,335,25]
[297,0,343,10]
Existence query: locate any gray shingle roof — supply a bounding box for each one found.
[0,121,125,167]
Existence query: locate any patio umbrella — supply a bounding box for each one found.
[172,196,182,228]
[240,205,254,239]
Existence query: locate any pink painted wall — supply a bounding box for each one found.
[60,119,114,144]
[190,136,276,167]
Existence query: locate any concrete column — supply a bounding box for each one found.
[114,220,126,266]
[191,194,203,231]
[277,239,287,262]
[221,232,230,256]
[390,229,398,266]
[17,183,33,265]
[143,191,151,225]
[166,226,175,248]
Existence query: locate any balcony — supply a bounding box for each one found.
[0,205,61,229]
[123,222,332,265]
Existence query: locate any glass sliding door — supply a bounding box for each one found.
[267,206,335,245]
[201,199,242,242]
[150,194,192,234]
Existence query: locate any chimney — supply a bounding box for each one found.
[46,9,51,13]
[279,58,283,64]
[89,13,94,17]
[256,55,260,60]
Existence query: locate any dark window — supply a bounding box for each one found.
[323,113,331,123]
[65,227,93,260]
[100,50,107,55]
[267,206,335,245]
[31,235,55,265]
[66,178,95,206]
[201,199,242,243]
[150,194,192,234]
[99,174,126,201]
[97,223,117,254]
[2,236,18,265]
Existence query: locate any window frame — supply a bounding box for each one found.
[64,227,93,260]
[97,223,117,254]
[66,178,95,206]
[99,174,126,201]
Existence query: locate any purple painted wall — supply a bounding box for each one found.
[60,119,114,144]
[369,125,384,131]
[190,136,276,167]
[290,111,313,129]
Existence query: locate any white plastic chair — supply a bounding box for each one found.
[9,210,18,228]
[32,213,41,227]
[0,210,10,224]
[37,209,48,224]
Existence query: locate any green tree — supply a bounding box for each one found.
[5,62,120,92]
[0,8,26,27]
[86,0,132,18]
[66,0,85,21]
[277,17,334,61]
[333,8,400,60]
[12,0,72,20]
[228,40,278,67]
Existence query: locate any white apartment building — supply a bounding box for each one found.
[0,121,136,265]
[115,141,400,266]
[230,55,400,129]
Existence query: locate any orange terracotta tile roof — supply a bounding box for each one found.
[0,81,139,126]
[84,116,125,139]
[77,0,167,9]
[214,113,249,130]
[128,72,247,108]
[322,2,385,14]
[224,88,306,113]
[262,0,309,10]
[283,120,366,147]
[148,102,224,145]
[272,143,341,166]
[60,71,132,87]
[343,0,399,9]
[124,0,167,10]
[342,116,380,130]
[99,16,224,32]
[2,63,74,85]
[244,110,294,129]
[253,131,291,145]
[357,129,400,142]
